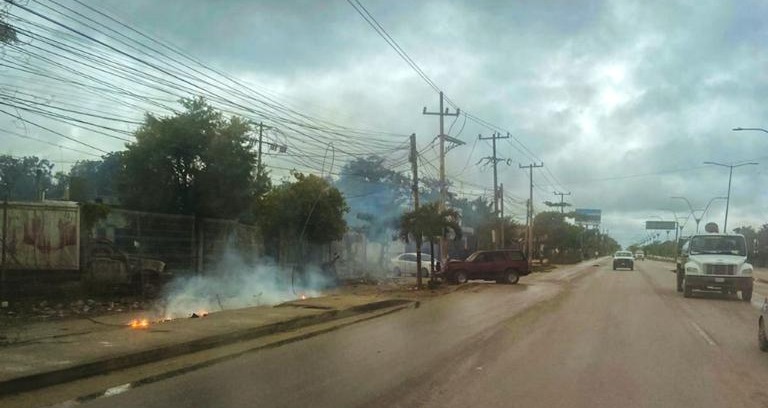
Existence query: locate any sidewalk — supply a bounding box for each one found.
[0,293,414,396]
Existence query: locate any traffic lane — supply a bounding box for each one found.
[80,277,566,408]
[378,260,768,408]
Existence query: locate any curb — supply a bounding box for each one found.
[0,298,415,397]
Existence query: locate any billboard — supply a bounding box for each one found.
[574,209,601,225]
[645,220,677,230]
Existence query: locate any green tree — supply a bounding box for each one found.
[118,97,263,219]
[335,156,409,265]
[733,225,758,258]
[398,202,462,289]
[0,155,54,200]
[67,152,124,202]
[0,16,17,44]
[260,172,348,260]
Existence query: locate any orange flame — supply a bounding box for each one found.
[129,318,149,329]
[300,293,307,300]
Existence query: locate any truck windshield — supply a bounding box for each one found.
[689,235,747,256]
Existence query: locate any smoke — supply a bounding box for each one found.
[153,249,332,319]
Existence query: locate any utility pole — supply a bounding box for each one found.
[257,122,265,171]
[553,191,571,214]
[519,163,544,266]
[423,92,460,263]
[500,183,505,248]
[478,132,509,248]
[409,133,424,289]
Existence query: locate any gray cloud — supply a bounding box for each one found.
[2,0,768,247]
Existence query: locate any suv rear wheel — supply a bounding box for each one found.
[498,269,520,284]
[453,270,468,285]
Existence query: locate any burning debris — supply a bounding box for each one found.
[190,311,208,318]
[129,318,149,329]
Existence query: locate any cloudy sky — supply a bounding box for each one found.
[2,0,768,247]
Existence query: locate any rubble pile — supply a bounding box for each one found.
[1,298,152,321]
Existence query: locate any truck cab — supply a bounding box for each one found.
[678,230,753,301]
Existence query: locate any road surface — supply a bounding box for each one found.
[50,261,768,407]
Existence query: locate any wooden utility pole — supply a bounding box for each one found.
[479,132,509,248]
[553,191,571,214]
[423,92,460,263]
[409,133,424,289]
[520,162,544,266]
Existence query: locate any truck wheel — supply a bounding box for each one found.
[759,317,768,352]
[499,269,519,285]
[676,272,683,292]
[454,270,468,285]
[742,288,753,302]
[683,281,692,298]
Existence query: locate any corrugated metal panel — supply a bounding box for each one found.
[1,201,80,270]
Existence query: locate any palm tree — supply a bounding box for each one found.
[398,202,462,289]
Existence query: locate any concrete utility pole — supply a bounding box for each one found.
[423,92,460,262]
[500,183,505,248]
[478,132,509,248]
[553,191,571,214]
[409,133,424,289]
[520,162,544,266]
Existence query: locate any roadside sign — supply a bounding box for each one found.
[645,220,677,230]
[574,209,601,225]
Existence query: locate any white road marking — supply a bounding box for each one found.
[103,383,132,397]
[689,321,717,346]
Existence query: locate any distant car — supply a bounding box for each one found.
[390,253,431,277]
[760,298,768,352]
[634,251,645,261]
[613,251,635,270]
[437,249,530,285]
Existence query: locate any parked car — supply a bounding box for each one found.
[437,249,530,285]
[759,298,768,352]
[390,252,431,277]
[634,251,645,261]
[612,251,635,270]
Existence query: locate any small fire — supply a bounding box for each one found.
[190,310,209,318]
[300,293,307,300]
[129,318,149,329]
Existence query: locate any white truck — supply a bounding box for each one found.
[676,231,753,301]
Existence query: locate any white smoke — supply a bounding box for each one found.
[153,249,332,319]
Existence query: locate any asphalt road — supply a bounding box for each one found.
[79,261,768,408]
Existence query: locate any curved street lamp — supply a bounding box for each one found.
[703,161,759,232]
[670,196,727,233]
[733,127,768,134]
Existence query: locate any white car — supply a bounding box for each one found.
[391,253,432,277]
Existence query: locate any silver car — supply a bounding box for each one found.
[391,253,432,277]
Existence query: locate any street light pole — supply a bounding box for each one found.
[703,161,758,232]
[671,196,727,233]
[733,127,768,134]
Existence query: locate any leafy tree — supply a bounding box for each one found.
[450,196,519,251]
[398,202,462,288]
[0,16,17,44]
[260,172,348,260]
[733,225,758,258]
[118,97,263,219]
[66,152,124,202]
[0,155,54,200]
[335,156,409,264]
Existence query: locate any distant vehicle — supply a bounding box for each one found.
[390,253,431,277]
[634,251,645,261]
[677,231,753,301]
[613,251,635,270]
[759,298,768,352]
[437,249,530,285]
